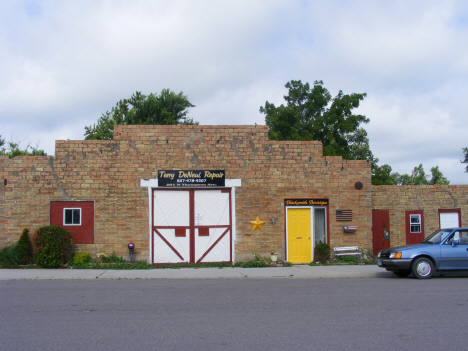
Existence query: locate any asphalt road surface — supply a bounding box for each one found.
[1,276,467,351]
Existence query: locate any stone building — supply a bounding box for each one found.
[1,125,467,263]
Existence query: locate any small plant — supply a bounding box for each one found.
[253,253,263,261]
[73,252,92,264]
[0,229,34,267]
[32,225,73,268]
[103,260,154,270]
[233,260,268,268]
[336,255,359,265]
[101,253,126,263]
[361,248,377,264]
[155,262,230,269]
[0,243,22,268]
[233,253,269,268]
[314,243,330,263]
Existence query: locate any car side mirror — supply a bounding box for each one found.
[452,240,460,247]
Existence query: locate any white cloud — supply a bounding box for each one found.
[1,0,468,185]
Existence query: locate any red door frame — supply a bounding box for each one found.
[152,188,232,264]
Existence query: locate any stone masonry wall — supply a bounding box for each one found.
[1,125,373,261]
[372,185,468,247]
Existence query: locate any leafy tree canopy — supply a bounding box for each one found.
[84,89,197,140]
[372,163,449,186]
[372,164,394,186]
[0,136,46,158]
[260,80,369,159]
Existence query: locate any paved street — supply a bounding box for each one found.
[1,268,468,351]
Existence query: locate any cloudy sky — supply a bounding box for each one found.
[2,1,468,184]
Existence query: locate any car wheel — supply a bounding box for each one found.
[411,257,434,279]
[393,270,411,278]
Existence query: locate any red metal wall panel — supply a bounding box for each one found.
[50,201,94,244]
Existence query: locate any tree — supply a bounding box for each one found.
[84,89,197,140]
[347,128,374,161]
[372,163,450,186]
[0,135,46,158]
[387,164,449,185]
[260,80,369,158]
[462,147,468,173]
[428,166,450,185]
[372,164,395,185]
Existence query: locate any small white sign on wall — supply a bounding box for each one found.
[195,213,203,226]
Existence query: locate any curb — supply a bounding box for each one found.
[0,265,389,280]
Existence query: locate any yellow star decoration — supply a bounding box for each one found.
[250,216,266,232]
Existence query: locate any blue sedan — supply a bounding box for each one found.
[377,227,468,279]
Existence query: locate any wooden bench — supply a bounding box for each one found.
[333,246,361,258]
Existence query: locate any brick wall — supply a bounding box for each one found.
[372,185,468,247]
[1,125,373,261]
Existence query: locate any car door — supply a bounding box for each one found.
[440,230,468,269]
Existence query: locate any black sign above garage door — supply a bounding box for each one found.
[158,170,225,187]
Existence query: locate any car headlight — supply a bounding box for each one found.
[377,252,381,258]
[389,252,402,259]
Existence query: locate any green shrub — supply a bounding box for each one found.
[17,229,33,265]
[314,243,330,263]
[33,226,73,268]
[73,252,92,264]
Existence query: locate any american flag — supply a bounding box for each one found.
[336,210,352,221]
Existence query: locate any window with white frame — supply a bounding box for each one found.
[314,208,327,244]
[410,214,421,233]
[64,208,81,225]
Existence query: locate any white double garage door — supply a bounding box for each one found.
[152,189,232,264]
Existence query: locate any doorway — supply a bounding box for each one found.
[286,205,328,263]
[287,208,312,263]
[152,189,232,264]
[372,210,390,255]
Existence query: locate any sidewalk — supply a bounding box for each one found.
[0,265,391,280]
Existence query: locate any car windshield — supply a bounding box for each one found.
[422,229,453,244]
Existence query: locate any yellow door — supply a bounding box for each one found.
[287,208,311,263]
